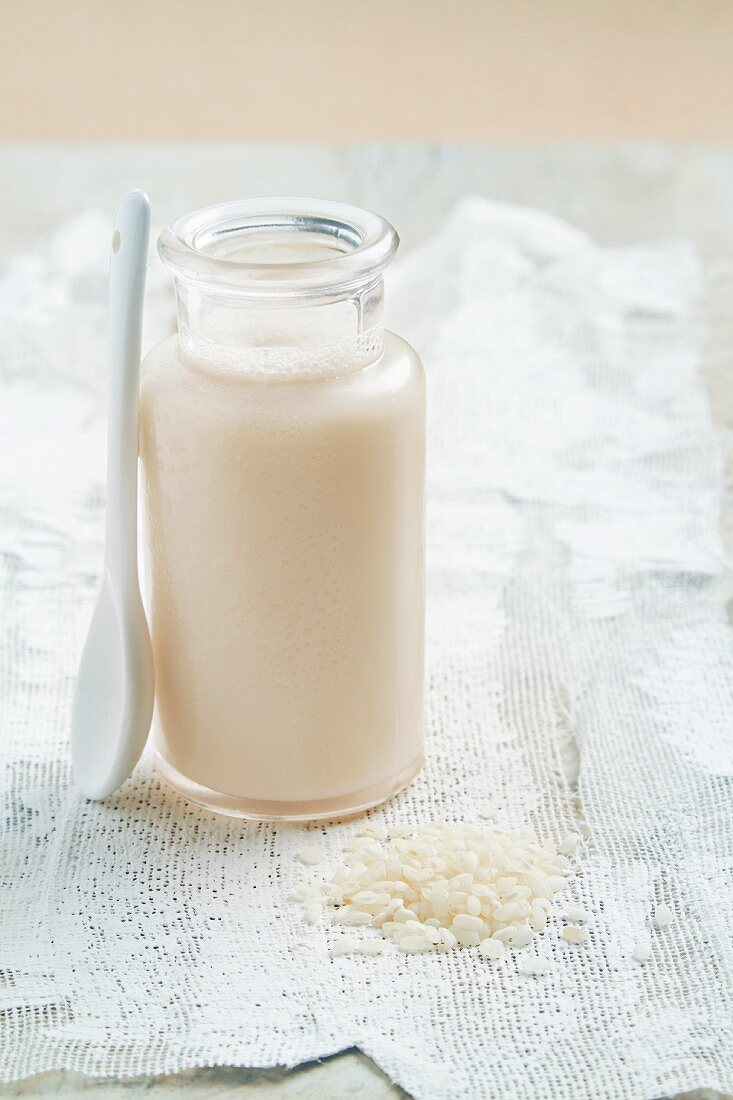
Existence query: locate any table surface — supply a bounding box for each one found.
[3,3,733,142]
[1,143,732,1100]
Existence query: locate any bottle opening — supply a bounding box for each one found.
[159,198,399,299]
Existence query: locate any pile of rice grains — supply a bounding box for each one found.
[290,823,673,973]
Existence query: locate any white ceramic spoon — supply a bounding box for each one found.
[71,190,154,800]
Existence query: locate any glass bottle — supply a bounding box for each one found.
[140,199,425,820]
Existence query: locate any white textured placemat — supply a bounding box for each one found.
[1,198,732,1098]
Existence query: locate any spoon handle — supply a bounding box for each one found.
[105,190,151,596]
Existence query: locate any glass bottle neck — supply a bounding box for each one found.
[159,198,399,383]
[175,275,385,382]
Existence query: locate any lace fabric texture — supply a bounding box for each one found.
[1,198,732,1098]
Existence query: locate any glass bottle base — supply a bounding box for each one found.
[155,751,424,822]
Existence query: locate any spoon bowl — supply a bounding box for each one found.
[71,575,153,800]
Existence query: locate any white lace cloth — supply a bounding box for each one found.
[2,198,732,1099]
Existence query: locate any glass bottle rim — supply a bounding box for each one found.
[158,197,399,299]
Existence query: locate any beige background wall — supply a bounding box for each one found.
[2,0,732,141]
